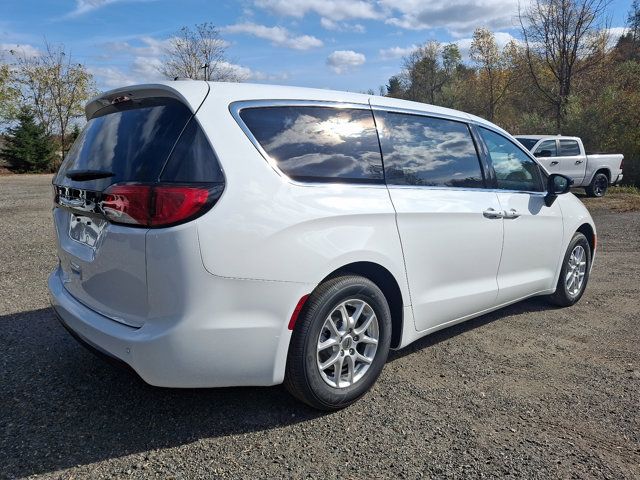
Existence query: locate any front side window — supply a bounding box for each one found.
[239,106,383,183]
[375,111,484,188]
[478,127,543,192]
[559,139,580,156]
[534,139,557,157]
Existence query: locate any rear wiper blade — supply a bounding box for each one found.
[65,169,115,181]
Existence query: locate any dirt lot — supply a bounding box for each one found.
[1,174,639,479]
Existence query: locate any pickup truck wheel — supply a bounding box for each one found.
[585,172,609,197]
[284,275,392,410]
[547,232,591,307]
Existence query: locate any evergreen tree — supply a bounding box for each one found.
[1,108,56,173]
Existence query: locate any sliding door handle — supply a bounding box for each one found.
[550,161,559,166]
[503,208,521,219]
[483,208,503,219]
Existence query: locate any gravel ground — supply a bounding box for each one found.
[1,174,639,479]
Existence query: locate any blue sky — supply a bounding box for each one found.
[1,0,633,93]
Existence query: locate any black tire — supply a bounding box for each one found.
[585,172,609,197]
[548,232,591,307]
[284,274,392,410]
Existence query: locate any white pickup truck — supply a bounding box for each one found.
[515,135,624,197]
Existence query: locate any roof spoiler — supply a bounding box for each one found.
[84,82,210,120]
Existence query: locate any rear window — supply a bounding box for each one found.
[559,139,580,156]
[375,111,484,188]
[239,106,383,183]
[515,138,538,151]
[55,98,222,190]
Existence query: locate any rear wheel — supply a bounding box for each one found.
[585,172,609,197]
[548,232,591,307]
[284,275,391,410]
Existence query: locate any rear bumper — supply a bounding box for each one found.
[48,267,309,388]
[612,173,623,185]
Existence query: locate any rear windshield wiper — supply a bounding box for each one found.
[65,169,115,181]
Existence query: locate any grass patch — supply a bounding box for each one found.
[610,185,640,195]
[578,186,640,213]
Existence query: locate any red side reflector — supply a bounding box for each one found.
[288,294,310,330]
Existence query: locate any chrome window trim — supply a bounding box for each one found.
[369,103,471,125]
[385,184,547,196]
[229,99,549,195]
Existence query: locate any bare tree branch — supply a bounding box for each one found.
[158,23,245,82]
[519,0,611,129]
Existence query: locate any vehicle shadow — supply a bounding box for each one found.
[388,296,551,362]
[1,298,552,477]
[0,308,323,478]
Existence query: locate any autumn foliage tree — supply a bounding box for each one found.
[10,42,95,166]
[469,28,517,121]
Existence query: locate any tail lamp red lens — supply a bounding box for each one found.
[101,183,215,227]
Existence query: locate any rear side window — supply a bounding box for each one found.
[161,118,224,183]
[478,127,543,192]
[56,98,193,191]
[239,106,383,183]
[559,139,580,156]
[375,111,484,188]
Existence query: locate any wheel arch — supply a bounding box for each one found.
[587,167,611,185]
[320,261,405,349]
[576,223,596,255]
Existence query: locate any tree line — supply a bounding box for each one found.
[381,0,640,187]
[1,3,638,186]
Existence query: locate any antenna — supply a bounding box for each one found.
[200,63,210,81]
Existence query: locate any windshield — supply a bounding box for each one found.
[55,98,193,191]
[515,138,538,151]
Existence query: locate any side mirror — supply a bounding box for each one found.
[545,173,573,206]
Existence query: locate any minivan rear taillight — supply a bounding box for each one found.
[101,183,222,227]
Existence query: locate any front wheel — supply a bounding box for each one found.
[548,232,591,307]
[284,275,392,410]
[585,172,609,197]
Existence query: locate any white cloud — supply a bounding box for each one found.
[91,37,287,90]
[320,18,366,32]
[254,0,380,21]
[379,0,519,35]
[65,0,156,17]
[455,31,519,61]
[222,22,323,50]
[0,43,40,58]
[606,27,628,48]
[90,66,138,88]
[326,50,366,74]
[379,45,419,60]
[103,36,174,57]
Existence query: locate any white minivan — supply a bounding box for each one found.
[49,82,595,410]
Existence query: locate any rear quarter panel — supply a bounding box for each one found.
[584,154,624,185]
[192,89,411,305]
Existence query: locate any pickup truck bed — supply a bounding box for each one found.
[515,135,623,197]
